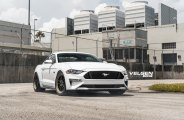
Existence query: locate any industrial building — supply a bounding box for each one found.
[66,17,74,35]
[52,28,147,63]
[98,5,125,32]
[0,20,52,55]
[74,10,98,34]
[158,3,177,26]
[125,1,155,27]
[102,28,147,62]
[66,2,177,34]
[52,30,103,57]
[51,2,181,65]
[0,20,31,45]
[146,24,184,65]
[52,23,184,65]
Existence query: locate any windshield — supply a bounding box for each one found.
[57,53,101,63]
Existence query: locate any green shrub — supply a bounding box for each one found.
[149,83,184,93]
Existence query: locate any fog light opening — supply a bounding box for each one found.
[69,79,82,86]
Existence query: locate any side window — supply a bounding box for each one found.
[44,54,56,64]
[51,54,56,63]
[44,55,51,62]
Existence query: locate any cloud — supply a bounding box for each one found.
[95,3,107,14]
[69,9,81,18]
[122,0,132,8]
[39,3,108,32]
[39,7,83,32]
[0,0,14,12]
[0,7,40,25]
[69,3,108,18]
[72,0,83,6]
[39,18,65,32]
[39,9,80,32]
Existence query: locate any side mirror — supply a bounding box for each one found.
[44,60,53,64]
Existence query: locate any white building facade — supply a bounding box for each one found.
[125,1,155,27]
[147,24,184,65]
[74,10,98,34]
[98,6,125,32]
[52,30,103,58]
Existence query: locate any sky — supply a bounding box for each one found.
[0,0,184,32]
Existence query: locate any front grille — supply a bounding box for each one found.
[84,71,124,79]
[80,85,125,88]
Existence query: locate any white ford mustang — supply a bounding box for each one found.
[33,52,128,95]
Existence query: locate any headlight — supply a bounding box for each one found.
[122,70,128,75]
[66,69,84,74]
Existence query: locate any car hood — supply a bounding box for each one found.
[64,62,125,71]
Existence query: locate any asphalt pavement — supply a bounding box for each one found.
[0,80,184,120]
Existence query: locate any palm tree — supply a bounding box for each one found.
[35,31,45,42]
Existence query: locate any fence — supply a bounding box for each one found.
[110,62,184,80]
[0,52,47,83]
[1,23,184,81]
[1,53,184,83]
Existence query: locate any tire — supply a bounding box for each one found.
[55,72,67,96]
[109,90,126,95]
[33,73,45,92]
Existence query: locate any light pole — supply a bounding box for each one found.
[34,18,38,42]
[28,0,31,25]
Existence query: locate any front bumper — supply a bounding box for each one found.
[76,84,128,91]
[65,73,129,91]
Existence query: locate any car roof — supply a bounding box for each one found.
[53,51,93,55]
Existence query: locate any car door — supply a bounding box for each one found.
[47,54,57,88]
[42,54,56,88]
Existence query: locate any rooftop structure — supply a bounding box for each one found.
[125,1,155,28]
[98,5,125,32]
[74,10,98,34]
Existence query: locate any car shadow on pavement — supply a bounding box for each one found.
[44,90,134,97]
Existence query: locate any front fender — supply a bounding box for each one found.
[34,65,44,88]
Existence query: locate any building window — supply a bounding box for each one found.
[136,48,141,59]
[75,30,81,34]
[130,48,134,59]
[115,49,123,59]
[124,49,128,59]
[123,48,135,59]
[82,29,89,34]
[103,49,112,60]
[103,49,108,60]
[163,53,177,65]
[162,42,176,49]
[107,26,115,31]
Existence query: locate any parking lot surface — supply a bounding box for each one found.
[0,80,184,120]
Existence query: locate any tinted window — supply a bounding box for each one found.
[51,54,56,63]
[44,54,56,63]
[57,53,100,63]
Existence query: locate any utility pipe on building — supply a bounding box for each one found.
[34,18,38,42]
[76,37,78,52]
